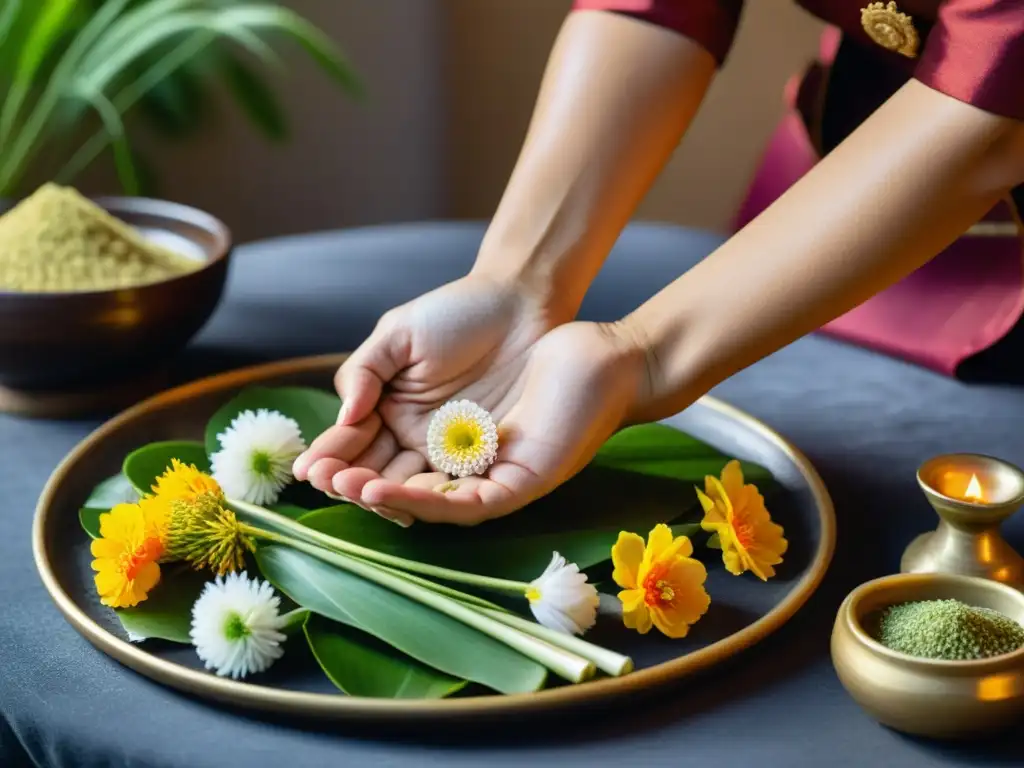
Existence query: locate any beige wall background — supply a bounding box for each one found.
[445,0,823,233]
[78,1,824,242]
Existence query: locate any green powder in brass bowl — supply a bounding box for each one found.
[875,599,1024,660]
[0,183,203,293]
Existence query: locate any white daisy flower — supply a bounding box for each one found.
[426,399,499,478]
[526,552,600,636]
[210,408,307,505]
[190,571,287,679]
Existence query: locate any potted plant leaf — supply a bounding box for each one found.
[0,0,361,197]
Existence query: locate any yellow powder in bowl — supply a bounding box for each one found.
[0,183,203,293]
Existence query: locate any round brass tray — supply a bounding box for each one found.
[33,354,835,723]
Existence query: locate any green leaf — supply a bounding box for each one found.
[270,503,310,520]
[122,440,210,495]
[593,423,773,484]
[255,545,546,695]
[281,608,309,636]
[80,507,105,539]
[80,473,141,538]
[0,0,78,142]
[0,0,23,50]
[707,532,722,550]
[214,5,364,100]
[298,505,699,583]
[304,614,466,699]
[136,64,207,138]
[221,50,287,141]
[114,567,208,644]
[86,473,139,508]
[204,386,341,456]
[77,86,140,194]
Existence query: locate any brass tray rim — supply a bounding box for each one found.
[33,353,836,721]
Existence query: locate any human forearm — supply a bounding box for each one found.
[471,10,716,322]
[622,80,1024,421]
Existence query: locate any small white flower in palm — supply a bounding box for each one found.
[527,552,600,636]
[190,571,287,679]
[426,399,499,478]
[211,408,306,505]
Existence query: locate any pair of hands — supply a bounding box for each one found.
[292,274,652,527]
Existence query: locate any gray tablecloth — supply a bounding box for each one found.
[3,222,1023,767]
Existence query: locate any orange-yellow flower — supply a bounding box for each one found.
[90,503,164,608]
[696,460,787,581]
[151,458,222,502]
[143,460,223,549]
[611,524,710,639]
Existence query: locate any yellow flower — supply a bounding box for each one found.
[696,460,787,581]
[611,524,710,639]
[90,503,164,608]
[143,460,224,553]
[151,458,222,502]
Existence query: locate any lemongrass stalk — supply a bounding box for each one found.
[348,556,512,614]
[251,528,596,684]
[229,498,530,597]
[366,558,633,677]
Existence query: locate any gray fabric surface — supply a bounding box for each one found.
[3,221,1023,767]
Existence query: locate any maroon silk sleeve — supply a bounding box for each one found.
[571,0,743,65]
[914,0,1024,122]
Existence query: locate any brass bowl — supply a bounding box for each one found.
[831,572,1024,739]
[0,196,231,415]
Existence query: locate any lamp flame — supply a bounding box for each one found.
[965,473,983,501]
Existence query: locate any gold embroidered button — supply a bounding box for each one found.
[861,2,919,58]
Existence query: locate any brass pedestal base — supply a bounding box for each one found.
[900,524,1024,587]
[0,367,168,419]
[904,454,1024,589]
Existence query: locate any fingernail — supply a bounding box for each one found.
[336,403,350,425]
[293,452,311,479]
[372,506,413,528]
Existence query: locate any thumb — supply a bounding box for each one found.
[335,319,410,426]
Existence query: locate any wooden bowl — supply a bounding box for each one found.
[0,196,231,415]
[831,572,1024,739]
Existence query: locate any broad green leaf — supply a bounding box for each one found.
[85,473,139,508]
[593,423,773,484]
[304,614,466,699]
[80,473,140,538]
[122,440,210,495]
[205,386,341,456]
[298,505,700,582]
[221,50,287,141]
[80,507,105,540]
[115,567,208,644]
[255,545,546,695]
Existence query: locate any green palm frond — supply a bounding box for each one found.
[0,0,361,197]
